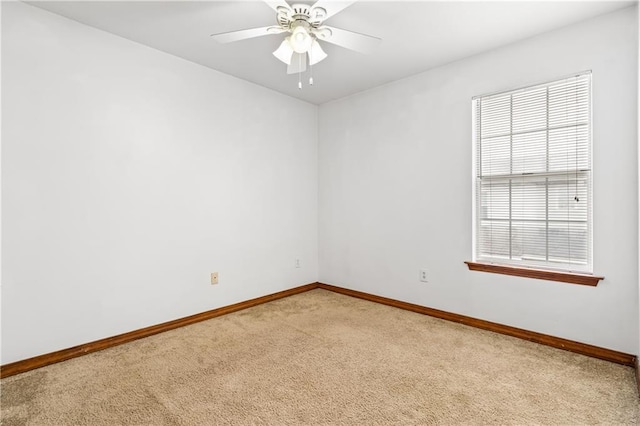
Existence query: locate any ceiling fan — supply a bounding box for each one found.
[210,0,381,88]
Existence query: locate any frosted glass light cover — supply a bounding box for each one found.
[308,40,327,65]
[290,26,312,53]
[273,38,294,64]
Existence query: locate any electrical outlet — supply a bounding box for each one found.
[295,258,301,268]
[419,269,428,283]
[210,272,219,285]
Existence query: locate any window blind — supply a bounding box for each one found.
[473,72,592,272]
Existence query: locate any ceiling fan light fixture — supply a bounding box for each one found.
[290,25,313,53]
[211,0,381,82]
[273,38,294,64]
[308,39,327,65]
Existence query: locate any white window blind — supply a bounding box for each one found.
[473,72,592,273]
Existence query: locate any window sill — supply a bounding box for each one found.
[464,261,603,286]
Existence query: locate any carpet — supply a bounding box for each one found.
[1,289,638,425]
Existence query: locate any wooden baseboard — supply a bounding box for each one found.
[636,358,640,395]
[317,283,636,367]
[0,283,319,379]
[3,281,635,379]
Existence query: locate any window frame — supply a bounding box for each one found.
[468,72,602,285]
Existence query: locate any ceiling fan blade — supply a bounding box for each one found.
[262,0,292,13]
[287,53,307,74]
[211,26,286,44]
[315,26,381,54]
[309,0,356,20]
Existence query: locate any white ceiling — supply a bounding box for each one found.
[28,0,636,104]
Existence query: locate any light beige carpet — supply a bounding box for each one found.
[1,289,638,425]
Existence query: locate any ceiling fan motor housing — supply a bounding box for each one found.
[277,3,327,30]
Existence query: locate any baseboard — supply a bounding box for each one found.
[0,282,319,379]
[636,358,640,395]
[3,281,635,379]
[318,283,636,367]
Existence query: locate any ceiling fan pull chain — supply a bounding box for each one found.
[298,53,303,89]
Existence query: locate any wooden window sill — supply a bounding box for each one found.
[464,261,603,286]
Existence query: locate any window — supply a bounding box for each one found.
[472,72,593,276]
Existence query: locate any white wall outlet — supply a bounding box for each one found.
[210,272,219,285]
[419,269,428,283]
[295,258,301,268]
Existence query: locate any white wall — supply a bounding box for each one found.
[2,2,638,365]
[319,6,638,354]
[1,2,318,364]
